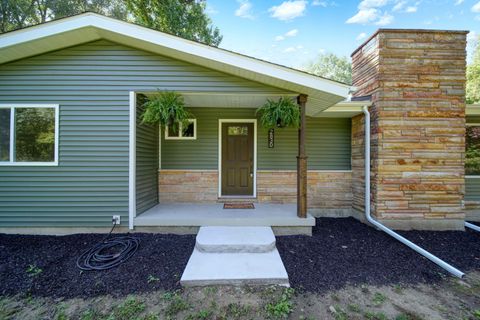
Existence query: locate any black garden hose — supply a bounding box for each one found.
[76,224,140,271]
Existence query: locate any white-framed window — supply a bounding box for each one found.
[0,104,59,166]
[164,119,196,140]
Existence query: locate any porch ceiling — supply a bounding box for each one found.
[141,92,358,117]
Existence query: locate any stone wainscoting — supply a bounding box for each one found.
[257,170,353,216]
[158,170,353,215]
[159,170,218,203]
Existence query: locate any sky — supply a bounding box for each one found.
[205,0,480,69]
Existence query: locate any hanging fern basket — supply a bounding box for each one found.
[256,97,300,129]
[140,91,192,131]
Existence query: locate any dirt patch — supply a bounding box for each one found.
[277,217,480,293]
[1,272,480,319]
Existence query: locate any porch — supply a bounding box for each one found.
[131,89,355,231]
[134,203,315,230]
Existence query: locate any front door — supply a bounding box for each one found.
[221,123,254,196]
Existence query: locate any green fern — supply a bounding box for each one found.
[256,97,300,129]
[140,91,193,131]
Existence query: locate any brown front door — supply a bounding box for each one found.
[221,123,254,196]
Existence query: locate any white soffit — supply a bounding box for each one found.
[0,13,351,113]
[315,100,369,118]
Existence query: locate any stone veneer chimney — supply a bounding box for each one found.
[351,29,468,230]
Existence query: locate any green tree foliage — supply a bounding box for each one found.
[466,126,480,175]
[467,35,480,104]
[0,0,222,46]
[0,0,127,33]
[303,52,352,85]
[125,0,222,46]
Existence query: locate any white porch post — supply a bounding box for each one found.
[128,91,136,229]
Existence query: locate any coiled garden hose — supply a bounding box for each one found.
[76,224,140,271]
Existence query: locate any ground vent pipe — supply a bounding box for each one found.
[465,222,480,232]
[362,106,464,278]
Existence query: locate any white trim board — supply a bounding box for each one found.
[0,104,59,166]
[128,91,136,230]
[218,119,257,198]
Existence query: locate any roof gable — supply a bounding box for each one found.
[0,13,351,114]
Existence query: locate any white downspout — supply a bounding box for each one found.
[362,106,464,278]
[465,222,480,232]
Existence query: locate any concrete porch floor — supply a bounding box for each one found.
[134,203,316,228]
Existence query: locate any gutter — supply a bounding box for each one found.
[362,106,464,278]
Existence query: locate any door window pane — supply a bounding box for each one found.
[228,126,248,136]
[15,108,55,162]
[0,108,10,161]
[466,126,480,175]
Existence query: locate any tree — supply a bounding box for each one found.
[125,0,222,46]
[467,35,480,104]
[0,0,222,46]
[0,0,127,33]
[303,53,352,85]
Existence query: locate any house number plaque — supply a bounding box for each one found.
[268,128,274,148]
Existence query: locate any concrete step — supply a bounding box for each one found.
[181,226,290,287]
[180,249,289,286]
[195,226,276,253]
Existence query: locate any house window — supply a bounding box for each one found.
[466,125,480,175]
[0,104,59,165]
[165,119,196,140]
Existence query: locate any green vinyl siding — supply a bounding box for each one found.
[0,40,287,227]
[136,95,159,215]
[161,108,351,170]
[466,116,480,202]
[466,178,480,201]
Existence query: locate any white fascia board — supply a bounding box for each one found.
[0,13,351,99]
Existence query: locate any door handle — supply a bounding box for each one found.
[250,172,253,178]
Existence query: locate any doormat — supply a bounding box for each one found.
[223,203,255,209]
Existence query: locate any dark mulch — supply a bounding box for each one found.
[277,217,480,293]
[0,232,195,298]
[1,218,479,298]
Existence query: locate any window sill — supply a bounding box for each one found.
[0,162,58,166]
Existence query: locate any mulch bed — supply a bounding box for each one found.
[0,232,195,298]
[0,218,479,298]
[277,217,480,293]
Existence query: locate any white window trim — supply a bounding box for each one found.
[0,104,59,166]
[164,119,197,140]
[218,119,257,198]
